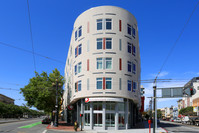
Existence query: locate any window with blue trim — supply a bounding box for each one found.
[132,62,136,74]
[78,80,82,91]
[75,26,82,41]
[106,78,112,89]
[97,38,103,49]
[74,65,77,75]
[97,19,112,30]
[97,19,103,30]
[127,24,136,37]
[97,78,103,89]
[132,27,136,37]
[75,44,82,58]
[128,80,131,91]
[133,82,137,91]
[74,62,82,75]
[133,45,136,55]
[106,19,112,30]
[127,24,131,35]
[78,26,82,37]
[128,61,132,72]
[106,38,112,49]
[128,42,132,53]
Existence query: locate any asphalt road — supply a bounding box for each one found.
[159,120,199,133]
[0,118,47,133]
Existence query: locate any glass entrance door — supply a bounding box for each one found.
[105,113,115,127]
[93,113,102,127]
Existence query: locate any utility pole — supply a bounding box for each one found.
[197,101,199,116]
[153,84,156,133]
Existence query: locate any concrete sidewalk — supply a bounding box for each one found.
[47,121,167,133]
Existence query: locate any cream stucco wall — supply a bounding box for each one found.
[64,6,141,107]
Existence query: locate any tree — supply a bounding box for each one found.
[157,109,162,119]
[20,68,64,113]
[179,106,196,116]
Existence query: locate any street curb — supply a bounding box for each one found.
[160,127,168,133]
[0,118,38,124]
[46,124,51,129]
[0,119,27,124]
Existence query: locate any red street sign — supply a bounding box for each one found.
[85,98,89,103]
[67,105,73,110]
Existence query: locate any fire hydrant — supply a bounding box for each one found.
[74,121,78,132]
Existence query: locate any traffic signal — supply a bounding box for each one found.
[80,114,83,117]
[190,88,193,96]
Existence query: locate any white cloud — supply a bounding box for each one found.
[158,71,169,77]
[150,71,169,78]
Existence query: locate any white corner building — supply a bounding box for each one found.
[63,6,141,130]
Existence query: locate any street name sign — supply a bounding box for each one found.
[158,87,183,98]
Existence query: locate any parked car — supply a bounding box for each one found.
[173,118,181,123]
[42,117,51,124]
[182,116,189,124]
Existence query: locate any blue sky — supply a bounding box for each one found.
[0,0,198,110]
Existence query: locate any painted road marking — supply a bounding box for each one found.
[18,121,41,128]
[42,129,47,133]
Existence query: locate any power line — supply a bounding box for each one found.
[0,81,25,86]
[27,0,36,72]
[0,87,20,91]
[0,41,65,64]
[155,1,199,80]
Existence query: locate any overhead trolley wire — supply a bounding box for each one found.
[0,41,65,64]
[154,1,199,80]
[27,0,37,72]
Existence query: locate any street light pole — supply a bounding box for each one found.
[54,79,58,127]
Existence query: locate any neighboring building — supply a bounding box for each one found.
[178,77,199,111]
[190,77,199,113]
[173,106,178,119]
[63,6,141,130]
[177,99,183,112]
[160,108,166,119]
[164,107,170,119]
[160,106,178,120]
[0,94,14,104]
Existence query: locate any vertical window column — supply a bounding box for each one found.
[103,77,105,90]
[119,20,122,32]
[87,22,89,33]
[119,78,122,90]
[119,58,122,70]
[103,38,106,49]
[87,59,89,71]
[119,39,122,51]
[87,78,89,90]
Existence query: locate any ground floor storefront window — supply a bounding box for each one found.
[76,98,138,130]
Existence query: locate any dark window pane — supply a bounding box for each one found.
[127,24,131,35]
[106,19,112,30]
[106,38,112,49]
[97,19,102,30]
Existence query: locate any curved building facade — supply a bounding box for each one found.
[64,6,141,130]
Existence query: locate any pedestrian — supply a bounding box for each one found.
[74,121,78,132]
